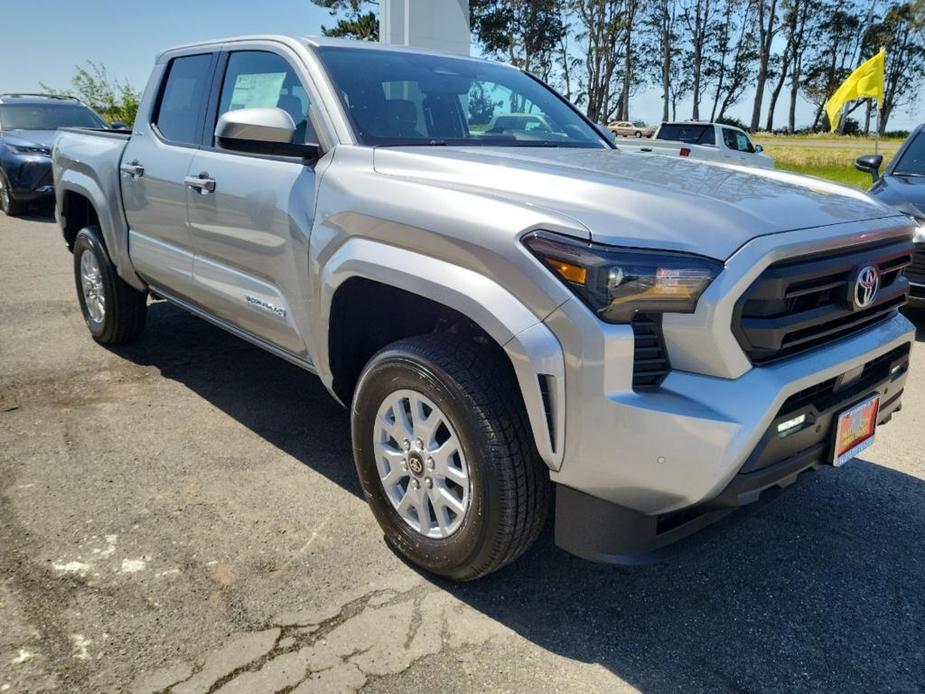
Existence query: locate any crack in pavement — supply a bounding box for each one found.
[133,576,510,694]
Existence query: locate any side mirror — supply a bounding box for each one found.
[215,107,319,159]
[754,144,764,153]
[855,153,883,182]
[110,121,129,130]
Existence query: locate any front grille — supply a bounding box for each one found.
[734,239,912,363]
[631,314,670,388]
[907,242,925,282]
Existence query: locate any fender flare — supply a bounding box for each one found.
[57,170,146,290]
[315,238,566,470]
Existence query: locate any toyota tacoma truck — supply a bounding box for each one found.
[53,36,915,581]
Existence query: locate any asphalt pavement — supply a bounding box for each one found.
[1,209,923,693]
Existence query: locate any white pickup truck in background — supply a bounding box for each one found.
[618,121,774,169]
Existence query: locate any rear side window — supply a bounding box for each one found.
[154,54,214,145]
[215,51,317,145]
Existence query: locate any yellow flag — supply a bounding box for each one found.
[825,48,886,132]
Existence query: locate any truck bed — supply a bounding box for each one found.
[53,127,138,287]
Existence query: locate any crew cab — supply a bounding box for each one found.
[53,36,914,580]
[618,120,774,169]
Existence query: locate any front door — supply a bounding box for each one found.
[122,52,216,298]
[186,48,321,358]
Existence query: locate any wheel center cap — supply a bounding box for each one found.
[407,452,425,477]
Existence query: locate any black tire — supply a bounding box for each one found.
[73,227,147,344]
[0,171,26,217]
[634,130,642,138]
[351,334,550,581]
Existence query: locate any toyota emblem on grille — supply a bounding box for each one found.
[850,265,881,310]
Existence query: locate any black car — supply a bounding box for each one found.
[0,94,109,216]
[856,126,925,305]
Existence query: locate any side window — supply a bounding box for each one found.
[154,54,214,145]
[216,51,317,145]
[722,128,739,150]
[736,131,754,153]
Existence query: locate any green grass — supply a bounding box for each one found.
[771,162,875,187]
[752,135,899,188]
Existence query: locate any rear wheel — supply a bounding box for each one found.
[351,334,550,581]
[73,227,147,344]
[634,130,642,138]
[0,172,26,217]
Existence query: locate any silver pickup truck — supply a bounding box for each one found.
[53,35,915,581]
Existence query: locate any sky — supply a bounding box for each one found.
[2,0,920,131]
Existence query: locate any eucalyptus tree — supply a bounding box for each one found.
[749,0,782,131]
[681,0,720,120]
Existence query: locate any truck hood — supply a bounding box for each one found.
[373,147,901,260]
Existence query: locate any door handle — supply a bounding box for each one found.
[120,160,145,178]
[184,172,216,194]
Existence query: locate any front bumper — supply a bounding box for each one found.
[2,155,54,200]
[554,338,911,563]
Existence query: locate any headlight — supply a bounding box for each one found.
[913,218,925,244]
[4,143,49,155]
[523,231,722,323]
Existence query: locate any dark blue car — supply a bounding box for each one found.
[856,126,925,305]
[0,94,108,216]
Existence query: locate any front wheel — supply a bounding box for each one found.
[73,227,147,344]
[634,130,642,138]
[351,335,550,581]
[0,172,26,217]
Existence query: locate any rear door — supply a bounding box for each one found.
[185,45,325,358]
[122,52,216,297]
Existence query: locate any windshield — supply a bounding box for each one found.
[0,103,105,131]
[315,47,608,148]
[892,131,925,176]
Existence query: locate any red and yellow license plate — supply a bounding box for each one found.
[832,394,880,467]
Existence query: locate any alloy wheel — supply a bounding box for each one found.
[373,389,471,539]
[79,250,106,323]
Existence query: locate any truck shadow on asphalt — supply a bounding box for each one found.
[447,457,925,692]
[112,300,362,496]
[16,206,56,223]
[114,301,924,692]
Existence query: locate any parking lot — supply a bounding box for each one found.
[1,210,923,693]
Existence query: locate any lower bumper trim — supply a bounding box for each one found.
[555,378,905,566]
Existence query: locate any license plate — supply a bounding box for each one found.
[832,394,880,466]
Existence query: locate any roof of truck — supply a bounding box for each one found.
[157,34,505,67]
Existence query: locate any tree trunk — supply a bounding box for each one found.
[764,54,789,132]
[750,0,778,132]
[787,65,799,133]
[661,0,671,122]
[688,0,707,121]
[621,22,632,120]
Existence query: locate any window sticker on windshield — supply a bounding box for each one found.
[229,72,286,110]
